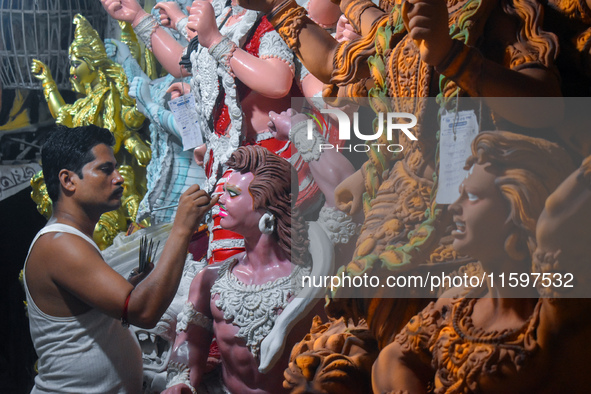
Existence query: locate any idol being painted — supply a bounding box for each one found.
[163,145,332,394]
[30,14,151,249]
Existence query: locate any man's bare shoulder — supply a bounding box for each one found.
[27,230,132,318]
[26,231,119,316]
[29,230,122,294]
[28,231,102,274]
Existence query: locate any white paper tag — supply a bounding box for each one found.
[168,93,203,151]
[436,110,479,204]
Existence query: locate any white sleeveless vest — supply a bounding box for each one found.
[23,223,143,393]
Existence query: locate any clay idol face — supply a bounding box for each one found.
[450,163,512,263]
[218,171,263,235]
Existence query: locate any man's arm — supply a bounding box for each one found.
[46,185,218,328]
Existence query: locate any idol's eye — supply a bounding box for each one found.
[224,185,239,197]
[467,192,479,202]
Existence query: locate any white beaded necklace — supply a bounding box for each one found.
[211,258,310,359]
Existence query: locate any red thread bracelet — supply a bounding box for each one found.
[121,290,132,328]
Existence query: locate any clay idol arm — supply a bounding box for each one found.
[165,268,216,392]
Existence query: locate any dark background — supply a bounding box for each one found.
[0,186,46,393]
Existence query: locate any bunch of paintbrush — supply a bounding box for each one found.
[139,236,160,273]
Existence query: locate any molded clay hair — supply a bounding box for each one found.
[464,131,575,260]
[226,145,310,267]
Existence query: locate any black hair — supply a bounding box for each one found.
[41,125,115,203]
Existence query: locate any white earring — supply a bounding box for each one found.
[258,212,275,235]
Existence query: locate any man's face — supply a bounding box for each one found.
[73,144,124,214]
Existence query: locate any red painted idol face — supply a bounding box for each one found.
[218,171,263,235]
[449,163,513,264]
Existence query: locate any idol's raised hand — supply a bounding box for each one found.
[402,0,453,66]
[100,0,145,25]
[187,0,221,47]
[154,1,186,29]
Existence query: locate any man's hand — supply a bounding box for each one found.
[127,263,154,287]
[31,59,53,83]
[402,0,453,66]
[187,0,222,48]
[175,184,219,234]
[154,2,186,29]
